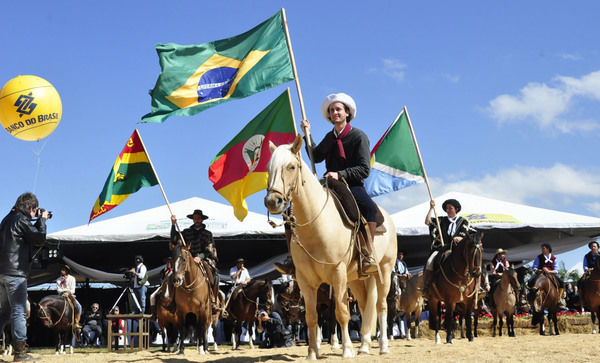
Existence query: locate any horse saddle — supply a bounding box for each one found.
[324,177,385,231]
[543,271,561,290]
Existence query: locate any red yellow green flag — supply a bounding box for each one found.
[209,89,296,221]
[89,129,158,222]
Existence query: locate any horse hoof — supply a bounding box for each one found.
[331,343,341,350]
[593,329,597,334]
[342,349,355,358]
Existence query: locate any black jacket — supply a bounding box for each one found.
[306,127,371,187]
[0,210,47,277]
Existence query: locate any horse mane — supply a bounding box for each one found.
[40,295,63,304]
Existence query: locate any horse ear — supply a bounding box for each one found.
[291,134,303,154]
[269,140,277,153]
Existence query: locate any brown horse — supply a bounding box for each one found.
[490,267,520,337]
[528,270,561,336]
[171,242,212,354]
[265,135,397,359]
[225,279,274,349]
[38,295,80,354]
[156,279,180,352]
[427,230,483,344]
[579,258,600,334]
[399,272,425,340]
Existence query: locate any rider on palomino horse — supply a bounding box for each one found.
[527,243,564,302]
[275,93,380,278]
[169,209,221,312]
[488,248,510,308]
[422,198,470,296]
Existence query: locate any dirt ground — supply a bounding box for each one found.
[25,324,600,363]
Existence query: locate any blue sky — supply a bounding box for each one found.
[2,1,599,269]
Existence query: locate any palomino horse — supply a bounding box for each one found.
[528,270,561,336]
[38,295,80,354]
[225,279,274,349]
[264,136,397,359]
[399,272,425,340]
[578,258,600,334]
[427,230,483,344]
[171,242,212,354]
[490,267,520,337]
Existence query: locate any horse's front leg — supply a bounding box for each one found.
[552,311,559,335]
[498,313,504,337]
[445,303,455,344]
[465,309,473,342]
[248,320,255,349]
[302,288,320,360]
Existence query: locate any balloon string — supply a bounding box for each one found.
[31,140,48,193]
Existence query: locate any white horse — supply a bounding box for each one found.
[264,135,397,359]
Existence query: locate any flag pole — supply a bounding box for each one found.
[134,129,187,244]
[402,107,445,247]
[281,8,317,175]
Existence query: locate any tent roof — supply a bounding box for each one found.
[48,197,284,242]
[391,191,600,236]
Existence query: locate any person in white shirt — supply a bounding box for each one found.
[56,265,82,328]
[129,255,149,313]
[228,258,251,297]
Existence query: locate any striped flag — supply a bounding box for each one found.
[209,89,296,221]
[89,129,158,222]
[365,108,424,197]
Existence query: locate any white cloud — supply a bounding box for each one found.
[375,163,600,217]
[368,58,406,82]
[560,53,582,61]
[442,73,460,83]
[487,70,600,133]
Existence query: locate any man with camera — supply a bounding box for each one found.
[0,192,47,361]
[257,309,293,348]
[129,255,149,314]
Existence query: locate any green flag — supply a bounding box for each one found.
[365,108,424,197]
[141,10,294,124]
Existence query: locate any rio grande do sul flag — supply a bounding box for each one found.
[141,10,294,124]
[89,129,158,222]
[365,108,424,197]
[209,89,296,221]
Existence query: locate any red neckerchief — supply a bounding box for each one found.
[335,123,352,159]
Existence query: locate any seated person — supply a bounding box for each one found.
[82,303,103,347]
[583,241,599,274]
[488,248,509,307]
[110,306,125,350]
[257,309,293,348]
[228,258,251,297]
[56,265,82,329]
[150,257,174,319]
[527,243,564,299]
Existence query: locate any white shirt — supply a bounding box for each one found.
[56,274,76,295]
[133,263,149,287]
[229,266,251,284]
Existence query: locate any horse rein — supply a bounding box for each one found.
[39,298,68,328]
[175,248,206,291]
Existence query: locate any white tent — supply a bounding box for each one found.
[48,196,284,242]
[391,191,600,267]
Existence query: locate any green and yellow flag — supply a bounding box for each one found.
[141,10,294,124]
[89,129,158,222]
[209,89,296,221]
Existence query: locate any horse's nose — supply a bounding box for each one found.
[264,193,285,214]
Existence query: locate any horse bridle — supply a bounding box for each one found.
[39,299,68,328]
[173,246,206,291]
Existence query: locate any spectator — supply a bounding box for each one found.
[129,255,149,313]
[82,303,103,347]
[110,307,125,350]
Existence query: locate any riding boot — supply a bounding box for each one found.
[359,222,378,275]
[274,229,295,276]
[13,341,41,362]
[422,268,433,296]
[211,284,220,313]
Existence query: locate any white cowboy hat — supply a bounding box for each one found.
[321,93,357,122]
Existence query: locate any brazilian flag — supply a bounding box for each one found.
[141,10,294,124]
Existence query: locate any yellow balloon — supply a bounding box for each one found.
[0,75,62,141]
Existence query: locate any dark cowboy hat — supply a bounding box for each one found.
[60,265,71,273]
[134,255,144,263]
[589,241,599,249]
[236,257,245,264]
[187,209,209,220]
[442,199,461,213]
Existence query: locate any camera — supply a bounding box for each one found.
[36,208,53,219]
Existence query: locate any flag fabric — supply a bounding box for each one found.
[141,10,294,124]
[209,89,296,221]
[365,109,425,197]
[89,129,158,222]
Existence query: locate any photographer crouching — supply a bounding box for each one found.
[257,309,294,348]
[0,192,48,361]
